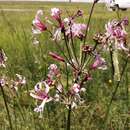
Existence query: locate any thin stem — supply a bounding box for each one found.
[55,40,77,70]
[81,41,98,70]
[65,62,69,91]
[104,56,129,127]
[70,24,79,66]
[81,2,96,68]
[0,85,13,130]
[63,32,74,67]
[67,104,71,130]
[83,2,96,45]
[124,66,129,130]
[110,49,115,79]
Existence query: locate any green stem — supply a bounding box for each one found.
[110,49,115,79]
[70,24,79,66]
[0,85,13,130]
[80,1,96,69]
[104,56,129,127]
[63,32,74,67]
[67,104,71,130]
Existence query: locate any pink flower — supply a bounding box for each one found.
[32,10,47,34]
[71,83,80,94]
[105,19,127,40]
[51,8,61,21]
[121,17,129,26]
[30,81,50,100]
[49,52,65,62]
[66,23,87,40]
[30,81,53,114]
[105,19,128,50]
[113,26,127,39]
[91,55,107,70]
[34,97,52,113]
[47,64,60,79]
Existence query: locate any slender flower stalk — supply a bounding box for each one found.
[104,56,129,127]
[0,84,13,130]
[63,31,75,68]
[70,24,79,66]
[81,1,97,69]
[109,48,115,79]
[67,104,71,130]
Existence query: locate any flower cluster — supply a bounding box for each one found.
[30,63,88,114]
[94,18,129,53]
[30,7,110,116]
[30,7,129,117]
[32,9,87,43]
[30,64,60,113]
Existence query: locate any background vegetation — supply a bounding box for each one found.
[0,1,130,130]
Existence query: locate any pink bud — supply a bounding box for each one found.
[49,52,65,62]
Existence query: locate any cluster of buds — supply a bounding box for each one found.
[93,33,108,45]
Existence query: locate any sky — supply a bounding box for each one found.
[0,0,105,2]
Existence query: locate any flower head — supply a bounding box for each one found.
[91,55,107,70]
[66,23,87,40]
[47,64,60,80]
[51,8,61,21]
[32,10,47,34]
[71,83,80,94]
[30,81,50,100]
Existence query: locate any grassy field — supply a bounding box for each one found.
[0,1,130,130]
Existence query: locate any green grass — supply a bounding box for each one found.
[0,1,130,130]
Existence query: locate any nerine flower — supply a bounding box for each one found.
[32,10,47,34]
[71,83,80,94]
[30,81,52,114]
[66,23,87,40]
[91,55,107,70]
[51,8,61,21]
[47,64,60,80]
[121,17,129,26]
[105,19,128,47]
